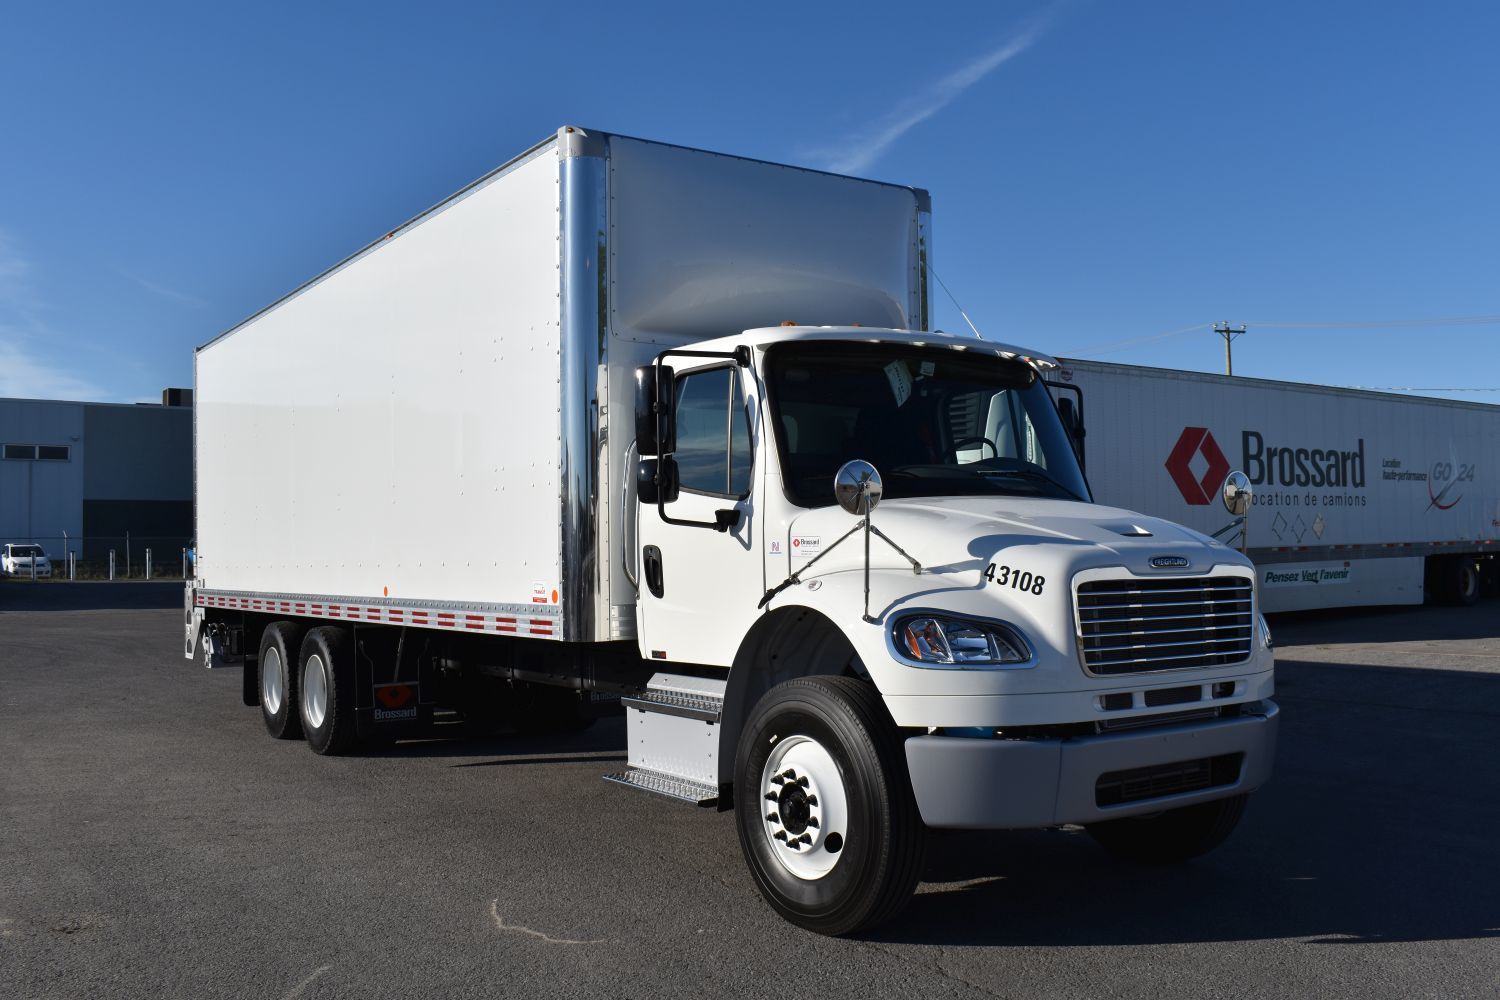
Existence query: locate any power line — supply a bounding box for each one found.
[1062,312,1500,356]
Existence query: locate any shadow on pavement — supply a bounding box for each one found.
[0,581,183,612]
[870,631,1500,947]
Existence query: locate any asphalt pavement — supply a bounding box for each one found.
[2,582,1497,998]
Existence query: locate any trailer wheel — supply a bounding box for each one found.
[1453,560,1481,606]
[257,623,304,740]
[1086,793,1248,864]
[734,676,925,936]
[299,627,357,756]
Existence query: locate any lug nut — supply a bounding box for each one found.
[766,812,779,823]
[765,792,778,802]
[774,830,787,841]
[806,817,818,828]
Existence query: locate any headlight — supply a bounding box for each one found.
[1258,613,1273,651]
[893,615,1032,668]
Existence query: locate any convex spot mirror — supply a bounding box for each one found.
[834,460,883,516]
[1222,470,1253,516]
[634,364,676,457]
[637,456,679,506]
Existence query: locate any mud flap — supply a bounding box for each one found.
[355,631,436,742]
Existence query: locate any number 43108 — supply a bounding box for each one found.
[985,563,1045,596]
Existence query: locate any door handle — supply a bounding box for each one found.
[643,545,664,598]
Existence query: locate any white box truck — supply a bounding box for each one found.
[187,127,1278,934]
[1054,359,1500,613]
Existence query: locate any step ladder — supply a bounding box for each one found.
[604,673,724,806]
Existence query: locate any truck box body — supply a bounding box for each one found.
[194,128,930,641]
[1055,359,1500,611]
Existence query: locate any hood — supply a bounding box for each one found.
[786,495,1246,578]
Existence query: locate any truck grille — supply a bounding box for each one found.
[1076,576,1254,675]
[1095,753,1243,807]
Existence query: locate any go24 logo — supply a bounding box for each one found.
[1427,456,1476,511]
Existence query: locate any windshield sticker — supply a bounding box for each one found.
[883,361,912,407]
[919,361,936,377]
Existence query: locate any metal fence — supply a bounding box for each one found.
[0,535,194,581]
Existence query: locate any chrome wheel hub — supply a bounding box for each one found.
[302,653,328,729]
[261,647,283,715]
[760,735,849,881]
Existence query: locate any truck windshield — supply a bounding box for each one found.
[765,342,1090,508]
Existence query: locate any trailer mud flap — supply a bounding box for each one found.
[357,681,434,740]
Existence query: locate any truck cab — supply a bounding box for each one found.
[623,324,1277,933]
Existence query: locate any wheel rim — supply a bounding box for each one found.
[760,734,849,881]
[261,647,283,715]
[1461,565,1478,599]
[302,653,328,730]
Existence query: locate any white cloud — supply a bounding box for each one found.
[0,229,108,401]
[805,13,1054,176]
[122,270,206,307]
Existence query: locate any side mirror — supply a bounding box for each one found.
[1222,470,1253,516]
[1057,397,1083,442]
[634,364,676,457]
[637,456,679,506]
[834,460,883,515]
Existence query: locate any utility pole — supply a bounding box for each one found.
[1214,322,1247,376]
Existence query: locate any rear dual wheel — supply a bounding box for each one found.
[299,626,357,756]
[258,623,304,740]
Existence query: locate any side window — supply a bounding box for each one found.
[673,367,753,497]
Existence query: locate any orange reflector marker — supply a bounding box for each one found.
[551,589,559,604]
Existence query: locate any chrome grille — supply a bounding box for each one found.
[1076,576,1253,675]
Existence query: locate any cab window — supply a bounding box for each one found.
[673,367,753,498]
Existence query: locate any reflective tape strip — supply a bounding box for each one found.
[194,590,561,639]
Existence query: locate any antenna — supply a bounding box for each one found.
[929,265,986,341]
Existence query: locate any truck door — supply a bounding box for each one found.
[636,363,762,666]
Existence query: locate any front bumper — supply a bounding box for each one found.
[905,701,1278,829]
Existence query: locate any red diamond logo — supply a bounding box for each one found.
[1165,427,1231,506]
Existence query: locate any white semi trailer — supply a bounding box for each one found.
[187,127,1278,934]
[1053,359,1500,613]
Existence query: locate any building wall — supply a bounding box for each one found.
[0,398,86,546]
[0,397,192,561]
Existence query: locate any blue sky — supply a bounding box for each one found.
[2,0,1497,403]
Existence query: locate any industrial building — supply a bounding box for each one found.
[0,390,193,568]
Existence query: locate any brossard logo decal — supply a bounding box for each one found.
[1164,427,1231,506]
[1167,427,1368,508]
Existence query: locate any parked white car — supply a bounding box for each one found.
[1,543,52,578]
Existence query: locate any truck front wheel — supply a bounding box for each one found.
[258,622,304,740]
[1086,793,1249,864]
[733,676,925,936]
[299,627,357,756]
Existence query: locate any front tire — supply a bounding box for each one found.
[1086,793,1249,864]
[299,626,357,756]
[734,676,925,936]
[258,622,304,740]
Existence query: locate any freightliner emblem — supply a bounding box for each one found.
[1150,556,1191,569]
